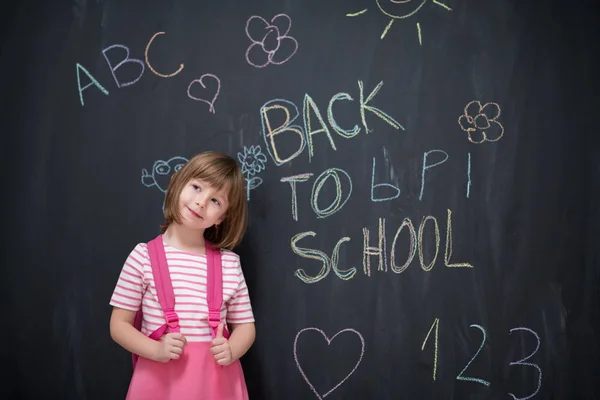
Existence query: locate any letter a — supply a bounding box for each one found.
[76,63,109,106]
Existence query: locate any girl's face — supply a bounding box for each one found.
[177,179,229,231]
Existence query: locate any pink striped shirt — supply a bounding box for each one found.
[110,240,254,342]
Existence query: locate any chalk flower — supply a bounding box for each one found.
[458,101,504,143]
[245,14,299,68]
[237,145,268,201]
[238,145,267,177]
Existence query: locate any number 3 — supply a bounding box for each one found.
[508,327,542,400]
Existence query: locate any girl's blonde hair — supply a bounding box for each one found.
[160,151,248,249]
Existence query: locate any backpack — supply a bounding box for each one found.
[132,234,230,367]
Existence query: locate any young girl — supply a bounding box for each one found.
[109,151,255,399]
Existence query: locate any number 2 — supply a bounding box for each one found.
[422,319,542,398]
[456,324,490,386]
[508,327,542,400]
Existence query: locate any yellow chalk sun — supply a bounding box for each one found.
[347,0,451,45]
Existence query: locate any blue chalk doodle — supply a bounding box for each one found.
[141,156,188,213]
[141,156,189,193]
[237,145,267,201]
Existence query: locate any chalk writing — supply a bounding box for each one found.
[311,168,353,219]
[363,218,386,276]
[76,34,219,114]
[358,81,405,133]
[421,317,440,381]
[76,63,109,106]
[419,149,449,201]
[281,167,353,220]
[444,209,473,268]
[294,327,365,399]
[509,327,542,400]
[292,209,472,283]
[327,93,361,138]
[456,324,490,386]
[390,217,416,274]
[291,232,356,283]
[187,74,221,114]
[466,152,472,198]
[102,44,145,88]
[245,14,298,68]
[422,320,542,398]
[346,0,452,43]
[305,94,337,163]
[145,31,184,78]
[362,209,472,277]
[141,156,188,193]
[261,81,404,165]
[281,174,313,221]
[237,145,268,201]
[261,99,306,165]
[368,150,470,203]
[458,100,505,144]
[417,215,440,272]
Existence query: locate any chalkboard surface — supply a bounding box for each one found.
[2,0,599,399]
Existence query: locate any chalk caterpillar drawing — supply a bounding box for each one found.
[293,327,365,399]
[141,156,188,193]
[237,145,267,201]
[458,100,504,144]
[245,14,298,68]
[141,156,188,212]
[187,74,221,114]
[346,0,452,44]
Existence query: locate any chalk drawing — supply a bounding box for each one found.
[458,100,504,143]
[346,0,452,44]
[294,327,365,399]
[187,73,221,114]
[141,156,188,193]
[245,14,298,68]
[237,145,268,201]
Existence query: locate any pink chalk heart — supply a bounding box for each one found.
[293,328,365,399]
[187,73,220,114]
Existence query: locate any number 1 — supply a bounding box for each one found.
[421,318,440,381]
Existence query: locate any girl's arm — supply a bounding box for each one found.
[228,322,256,361]
[110,307,161,361]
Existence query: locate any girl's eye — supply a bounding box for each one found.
[211,198,220,205]
[192,184,200,190]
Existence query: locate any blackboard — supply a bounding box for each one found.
[3,0,600,399]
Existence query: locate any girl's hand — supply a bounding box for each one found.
[155,332,187,362]
[210,323,233,366]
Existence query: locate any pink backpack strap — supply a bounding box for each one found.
[206,241,229,339]
[132,235,179,367]
[147,235,180,339]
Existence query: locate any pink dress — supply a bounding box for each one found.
[113,236,252,400]
[125,344,249,400]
